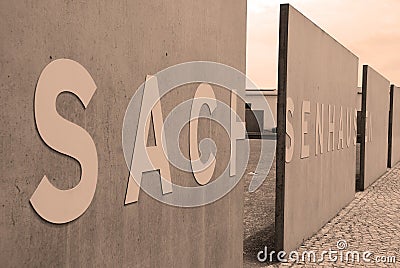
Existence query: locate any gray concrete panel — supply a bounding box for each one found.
[276,4,358,252]
[388,85,400,168]
[0,1,246,267]
[359,66,390,190]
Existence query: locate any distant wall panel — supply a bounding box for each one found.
[388,85,400,167]
[359,66,390,190]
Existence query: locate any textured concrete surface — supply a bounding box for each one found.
[388,85,400,168]
[276,4,358,252]
[260,162,400,267]
[0,1,246,267]
[359,66,390,190]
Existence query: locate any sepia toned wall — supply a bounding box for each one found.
[388,85,400,168]
[359,66,390,190]
[276,4,359,252]
[0,1,246,267]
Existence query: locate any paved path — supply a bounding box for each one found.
[263,163,400,267]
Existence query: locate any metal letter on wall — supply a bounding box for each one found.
[125,75,173,205]
[31,59,98,224]
[189,83,217,185]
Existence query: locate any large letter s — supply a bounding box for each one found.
[31,59,98,224]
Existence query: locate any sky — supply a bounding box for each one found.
[246,0,400,89]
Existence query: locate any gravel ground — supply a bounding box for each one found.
[265,163,400,267]
[243,139,276,267]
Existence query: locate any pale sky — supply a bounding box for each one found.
[246,0,400,89]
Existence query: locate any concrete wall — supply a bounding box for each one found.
[245,90,277,131]
[357,87,362,110]
[356,88,362,178]
[276,4,358,252]
[359,66,390,190]
[0,1,246,267]
[388,85,400,167]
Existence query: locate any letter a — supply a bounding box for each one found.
[125,75,172,205]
